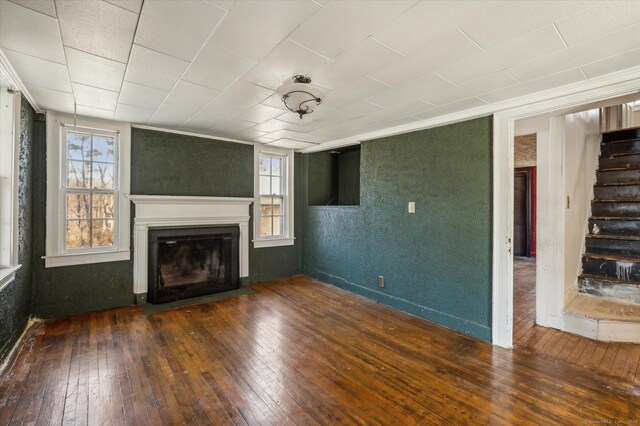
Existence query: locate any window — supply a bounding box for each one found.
[45,112,130,268]
[0,84,21,289]
[253,145,294,248]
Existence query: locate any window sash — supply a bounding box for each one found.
[258,153,287,238]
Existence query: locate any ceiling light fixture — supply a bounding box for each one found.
[276,75,324,119]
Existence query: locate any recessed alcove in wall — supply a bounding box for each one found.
[308,145,361,206]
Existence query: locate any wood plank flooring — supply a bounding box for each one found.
[1,275,640,424]
[513,258,640,385]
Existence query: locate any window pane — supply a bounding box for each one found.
[91,162,114,189]
[271,157,282,176]
[92,220,115,247]
[271,196,283,216]
[67,132,91,161]
[92,135,115,163]
[66,220,90,249]
[92,193,114,219]
[67,161,90,188]
[259,176,270,193]
[260,217,272,237]
[259,156,270,175]
[66,193,90,219]
[271,176,281,195]
[272,216,283,236]
[260,204,273,216]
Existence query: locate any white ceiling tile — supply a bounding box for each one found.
[366,73,452,108]
[135,0,225,61]
[555,2,640,47]
[422,71,518,106]
[267,139,317,150]
[369,31,482,86]
[311,38,403,89]
[9,0,57,17]
[75,104,115,120]
[251,134,277,144]
[508,23,640,82]
[231,127,266,141]
[459,1,594,49]
[183,42,256,91]
[212,118,257,133]
[238,103,284,124]
[251,118,303,133]
[367,99,432,122]
[289,1,415,59]
[104,0,143,14]
[163,80,220,111]
[25,84,74,112]
[581,48,640,79]
[205,0,234,10]
[119,81,168,110]
[124,44,189,91]
[264,129,315,141]
[259,93,289,111]
[326,100,383,123]
[321,77,390,109]
[2,48,71,92]
[148,104,193,128]
[183,101,244,130]
[72,83,119,110]
[65,47,125,91]
[207,0,320,62]
[479,68,586,104]
[204,80,273,113]
[242,39,329,90]
[0,1,65,64]
[56,0,138,63]
[438,25,566,84]
[115,103,154,124]
[412,97,488,121]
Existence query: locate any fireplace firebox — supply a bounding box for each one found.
[147,225,240,304]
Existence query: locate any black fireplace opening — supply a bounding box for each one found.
[148,225,240,304]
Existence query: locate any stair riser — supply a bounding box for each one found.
[589,219,640,236]
[597,169,640,184]
[586,238,640,257]
[599,153,640,170]
[600,140,640,157]
[591,202,640,217]
[594,185,640,201]
[582,257,640,281]
[579,277,640,304]
[602,128,640,143]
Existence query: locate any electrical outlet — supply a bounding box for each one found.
[408,201,415,214]
[378,276,385,288]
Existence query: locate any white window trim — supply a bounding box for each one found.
[0,86,21,290]
[253,145,295,248]
[44,111,131,268]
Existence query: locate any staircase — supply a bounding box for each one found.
[565,127,640,342]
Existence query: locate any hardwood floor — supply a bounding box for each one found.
[1,276,640,424]
[513,258,640,385]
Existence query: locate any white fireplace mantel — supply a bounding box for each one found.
[128,195,253,295]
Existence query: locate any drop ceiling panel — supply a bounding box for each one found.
[250,118,303,133]
[206,80,272,113]
[206,0,320,62]
[56,0,138,63]
[25,84,74,112]
[555,2,640,47]
[367,99,432,122]
[162,80,220,113]
[267,139,317,150]
[124,44,189,91]
[422,71,518,106]
[72,83,119,110]
[289,0,416,58]
[183,42,256,91]
[104,0,143,14]
[134,0,225,61]
[412,97,488,121]
[581,48,640,79]
[75,104,115,120]
[242,39,329,90]
[0,1,65,64]
[205,0,234,11]
[9,0,57,18]
[238,103,284,124]
[65,47,126,92]
[321,77,390,109]
[3,49,71,92]
[119,81,168,110]
[115,103,155,124]
[366,73,452,108]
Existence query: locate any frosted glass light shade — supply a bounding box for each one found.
[275,76,325,119]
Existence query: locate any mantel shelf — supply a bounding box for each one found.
[128,195,254,205]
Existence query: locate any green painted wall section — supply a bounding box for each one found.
[0,97,37,361]
[337,150,360,205]
[302,117,493,341]
[307,152,336,206]
[31,128,301,318]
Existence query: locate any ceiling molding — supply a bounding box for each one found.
[0,49,41,112]
[301,66,640,153]
[131,124,256,145]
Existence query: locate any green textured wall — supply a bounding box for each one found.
[0,96,37,361]
[32,127,301,318]
[307,152,336,206]
[302,116,493,341]
[337,149,360,205]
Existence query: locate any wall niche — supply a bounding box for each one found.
[308,145,360,206]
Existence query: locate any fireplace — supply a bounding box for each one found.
[147,225,240,304]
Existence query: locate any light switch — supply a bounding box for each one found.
[408,201,415,214]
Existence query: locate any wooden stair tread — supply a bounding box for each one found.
[565,294,640,321]
[602,125,640,134]
[579,273,640,285]
[592,200,640,203]
[608,152,640,158]
[595,183,640,187]
[591,216,640,220]
[598,166,640,172]
[582,253,640,262]
[586,234,640,241]
[600,138,640,145]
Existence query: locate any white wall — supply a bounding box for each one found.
[563,109,600,303]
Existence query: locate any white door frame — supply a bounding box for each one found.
[492,72,640,348]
